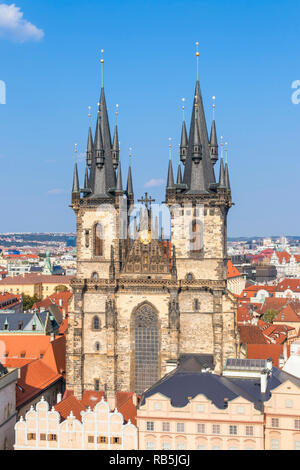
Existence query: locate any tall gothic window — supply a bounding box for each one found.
[134,304,159,395]
[94,223,103,256]
[92,316,100,330]
[191,220,202,253]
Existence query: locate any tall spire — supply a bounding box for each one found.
[218,139,226,188]
[72,144,80,194]
[224,143,231,191]
[166,139,175,189]
[126,148,134,196]
[209,96,218,165]
[95,111,104,167]
[182,46,216,193]
[180,98,188,165]
[192,98,202,163]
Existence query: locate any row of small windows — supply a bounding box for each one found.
[146,442,256,451]
[271,417,300,429]
[146,422,254,436]
[27,434,120,445]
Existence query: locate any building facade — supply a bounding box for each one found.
[14,396,137,450]
[66,55,238,399]
[0,364,19,450]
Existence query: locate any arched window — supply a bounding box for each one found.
[134,304,159,394]
[92,316,100,330]
[95,342,100,352]
[92,272,98,281]
[94,379,100,391]
[94,223,104,256]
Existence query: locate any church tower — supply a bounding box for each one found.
[66,50,238,400]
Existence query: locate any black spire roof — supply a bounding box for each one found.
[176,163,183,184]
[166,158,175,189]
[72,162,80,193]
[183,81,216,193]
[87,87,117,198]
[127,164,134,196]
[209,119,218,165]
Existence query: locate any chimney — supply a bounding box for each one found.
[278,354,285,369]
[132,393,138,407]
[50,333,55,343]
[57,393,62,404]
[266,357,273,372]
[260,369,268,394]
[106,390,116,411]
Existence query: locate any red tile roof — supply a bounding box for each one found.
[0,274,73,286]
[274,252,291,264]
[277,279,300,293]
[33,291,72,315]
[247,343,290,367]
[260,297,289,314]
[55,395,85,421]
[239,325,268,344]
[227,261,242,279]
[0,335,52,366]
[273,303,300,323]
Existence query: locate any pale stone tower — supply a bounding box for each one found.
[66,54,238,400]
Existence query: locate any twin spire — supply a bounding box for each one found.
[166,45,231,195]
[72,52,134,200]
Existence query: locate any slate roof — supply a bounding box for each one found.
[140,358,300,412]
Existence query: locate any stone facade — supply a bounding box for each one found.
[66,64,239,399]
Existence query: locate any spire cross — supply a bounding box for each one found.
[74,143,78,164]
[169,137,172,161]
[182,98,186,121]
[100,49,104,88]
[129,147,132,167]
[88,106,92,127]
[138,192,156,210]
[196,41,199,81]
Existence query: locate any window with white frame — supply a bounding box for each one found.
[197,404,205,413]
[245,426,254,437]
[229,425,237,436]
[295,441,300,450]
[162,422,170,432]
[197,423,206,434]
[162,442,171,450]
[147,422,154,431]
[177,423,185,433]
[295,419,300,430]
[271,439,280,450]
[237,406,245,414]
[212,424,220,435]
[285,399,293,408]
[146,441,155,450]
[154,402,161,410]
[271,418,279,428]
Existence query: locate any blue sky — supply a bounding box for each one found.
[0,0,299,236]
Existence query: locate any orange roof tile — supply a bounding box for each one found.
[239,325,268,345]
[247,344,289,367]
[55,394,85,421]
[227,261,242,279]
[277,279,300,293]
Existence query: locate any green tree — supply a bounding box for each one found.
[22,294,41,311]
[263,309,278,324]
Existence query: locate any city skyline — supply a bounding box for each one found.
[0,0,299,236]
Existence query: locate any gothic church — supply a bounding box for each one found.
[66,54,239,399]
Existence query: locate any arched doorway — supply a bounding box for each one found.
[133,303,159,394]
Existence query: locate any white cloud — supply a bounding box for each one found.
[47,189,66,195]
[0,3,44,42]
[144,178,165,188]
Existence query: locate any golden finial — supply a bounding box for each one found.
[88,106,92,127]
[196,41,199,57]
[196,42,199,81]
[75,143,78,163]
[100,49,104,64]
[115,103,119,124]
[168,138,172,161]
[212,96,216,120]
[100,50,104,88]
[182,98,186,120]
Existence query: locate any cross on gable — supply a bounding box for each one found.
[138,192,156,210]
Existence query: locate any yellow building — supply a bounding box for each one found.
[0,274,72,299]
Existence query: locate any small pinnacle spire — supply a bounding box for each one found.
[95,111,104,167]
[209,97,218,166]
[177,162,183,184]
[127,148,134,196]
[116,160,123,192]
[84,167,89,190]
[219,141,226,188]
[224,143,231,190]
[112,108,120,171]
[180,100,188,165]
[86,108,93,168]
[167,140,175,189]
[192,101,202,163]
[72,146,80,194]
